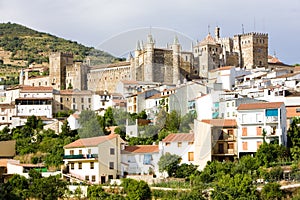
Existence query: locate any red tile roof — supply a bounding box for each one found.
[20,86,53,93]
[162,133,194,142]
[123,145,159,153]
[64,134,118,148]
[237,102,284,110]
[201,119,237,127]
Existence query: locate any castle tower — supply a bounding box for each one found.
[144,34,154,82]
[197,33,221,79]
[233,32,268,69]
[172,35,180,84]
[49,52,74,90]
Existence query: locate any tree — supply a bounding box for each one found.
[211,173,258,200]
[28,170,67,200]
[165,110,180,132]
[261,182,283,200]
[174,163,200,178]
[158,153,180,177]
[122,178,151,200]
[78,110,104,138]
[288,117,300,161]
[255,143,289,167]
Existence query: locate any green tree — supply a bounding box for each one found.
[288,117,300,161]
[122,178,151,200]
[174,163,200,178]
[255,142,289,167]
[78,110,104,138]
[211,173,258,200]
[165,110,180,132]
[261,182,283,200]
[87,185,110,199]
[158,153,180,177]
[28,170,67,200]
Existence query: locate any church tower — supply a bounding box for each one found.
[172,35,180,84]
[144,34,154,82]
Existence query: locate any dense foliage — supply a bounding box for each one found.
[0,115,78,169]
[0,170,67,200]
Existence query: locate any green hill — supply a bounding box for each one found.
[0,22,118,66]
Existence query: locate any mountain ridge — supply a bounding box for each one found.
[0,22,118,67]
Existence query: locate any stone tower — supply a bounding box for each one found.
[172,36,180,84]
[144,34,154,82]
[195,33,221,79]
[49,52,73,90]
[233,33,268,69]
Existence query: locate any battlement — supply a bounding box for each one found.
[234,32,268,37]
[50,52,73,58]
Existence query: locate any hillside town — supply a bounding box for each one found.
[1,26,300,199]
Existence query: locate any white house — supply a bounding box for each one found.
[159,133,195,165]
[121,145,160,177]
[63,134,125,184]
[236,101,287,157]
[67,112,81,130]
[15,86,54,118]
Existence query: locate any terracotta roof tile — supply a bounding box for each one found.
[200,119,237,127]
[162,133,194,142]
[237,102,284,110]
[123,145,159,153]
[64,134,118,148]
[20,86,53,93]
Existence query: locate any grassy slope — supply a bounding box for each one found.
[0,22,117,65]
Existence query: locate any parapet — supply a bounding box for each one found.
[50,52,74,58]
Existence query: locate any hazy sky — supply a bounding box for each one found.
[0,0,299,64]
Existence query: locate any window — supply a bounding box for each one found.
[109,162,114,170]
[242,142,248,150]
[165,142,170,146]
[70,150,74,155]
[110,148,115,155]
[232,102,234,107]
[188,141,194,145]
[79,150,82,155]
[78,162,82,170]
[73,98,76,103]
[85,176,89,181]
[81,105,84,110]
[177,142,182,147]
[257,141,262,149]
[71,163,74,170]
[228,129,234,135]
[81,98,84,103]
[90,162,94,169]
[88,98,91,103]
[92,175,96,182]
[296,108,300,113]
[188,152,194,161]
[228,143,234,149]
[227,102,230,107]
[242,127,247,136]
[256,127,262,136]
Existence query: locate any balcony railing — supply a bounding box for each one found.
[63,154,98,159]
[266,116,278,123]
[213,149,236,155]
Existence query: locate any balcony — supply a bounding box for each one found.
[213,148,236,155]
[63,154,98,160]
[266,116,278,123]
